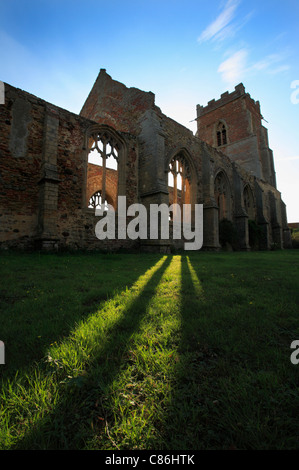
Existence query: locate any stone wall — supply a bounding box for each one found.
[0,73,291,252]
[196,83,277,188]
[0,82,139,251]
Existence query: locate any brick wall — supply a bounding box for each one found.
[196,83,276,187]
[0,82,139,250]
[0,75,290,252]
[0,85,44,248]
[86,163,118,207]
[80,69,156,135]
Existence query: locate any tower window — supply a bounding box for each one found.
[216,123,227,147]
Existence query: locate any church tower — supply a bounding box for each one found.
[196,83,277,188]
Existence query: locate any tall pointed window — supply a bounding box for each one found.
[243,185,255,220]
[214,171,231,220]
[216,122,227,147]
[86,129,119,210]
[168,153,192,221]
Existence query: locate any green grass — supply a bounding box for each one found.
[291,228,299,248]
[0,250,299,450]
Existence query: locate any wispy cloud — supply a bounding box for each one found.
[217,48,248,84]
[252,53,290,73]
[198,0,241,43]
[218,48,290,85]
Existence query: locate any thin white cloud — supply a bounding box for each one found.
[268,65,290,75]
[218,48,290,85]
[198,0,240,43]
[252,53,289,72]
[249,51,291,78]
[217,48,248,84]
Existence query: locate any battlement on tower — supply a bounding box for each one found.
[197,83,261,118]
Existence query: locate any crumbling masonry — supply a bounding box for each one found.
[0,69,292,251]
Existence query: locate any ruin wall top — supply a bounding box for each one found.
[197,83,261,117]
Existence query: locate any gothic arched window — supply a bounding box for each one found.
[243,185,255,220]
[86,129,120,210]
[216,122,227,147]
[168,153,192,220]
[88,190,109,210]
[214,171,231,220]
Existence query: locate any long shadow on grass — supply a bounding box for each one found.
[159,254,299,450]
[11,255,173,450]
[158,255,219,450]
[0,253,162,382]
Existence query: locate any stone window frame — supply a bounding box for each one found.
[166,147,198,223]
[88,190,112,210]
[214,169,232,221]
[215,120,228,147]
[83,124,127,212]
[242,183,256,220]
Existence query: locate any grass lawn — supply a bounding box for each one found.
[291,229,299,248]
[0,249,298,450]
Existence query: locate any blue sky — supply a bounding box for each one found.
[1,0,298,221]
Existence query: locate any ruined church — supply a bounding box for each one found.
[0,69,292,251]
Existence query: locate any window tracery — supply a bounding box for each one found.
[168,153,192,221]
[87,130,119,210]
[216,122,227,146]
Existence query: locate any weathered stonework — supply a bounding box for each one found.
[0,70,292,251]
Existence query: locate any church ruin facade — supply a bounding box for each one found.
[0,69,292,251]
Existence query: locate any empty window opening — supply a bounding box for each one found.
[86,130,119,210]
[168,154,192,221]
[88,190,109,210]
